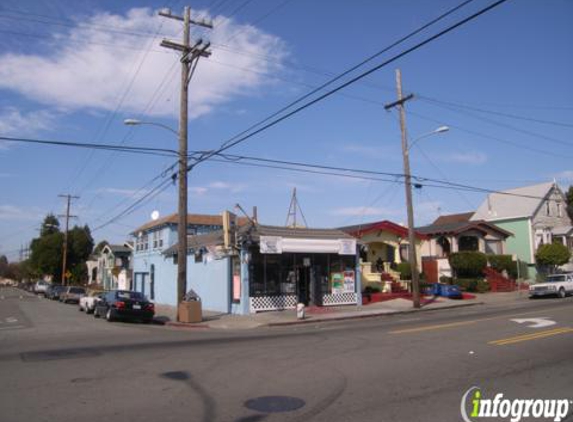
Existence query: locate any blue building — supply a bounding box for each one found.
[131,213,242,309]
[132,213,361,315]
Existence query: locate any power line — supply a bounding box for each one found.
[190,0,510,170]
[0,136,179,156]
[419,96,573,129]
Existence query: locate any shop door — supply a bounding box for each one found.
[296,258,312,306]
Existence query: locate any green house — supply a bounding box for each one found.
[471,182,573,279]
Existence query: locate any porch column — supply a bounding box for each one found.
[450,236,458,253]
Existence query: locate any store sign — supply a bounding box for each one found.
[260,236,282,254]
[260,236,357,255]
[338,239,356,255]
[343,270,355,293]
[331,272,344,294]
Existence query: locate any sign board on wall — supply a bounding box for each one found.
[331,272,344,294]
[343,270,355,293]
[260,236,282,254]
[260,236,356,255]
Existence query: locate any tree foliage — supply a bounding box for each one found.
[535,242,571,272]
[29,215,94,284]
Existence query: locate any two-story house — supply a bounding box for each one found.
[471,181,573,278]
[130,213,247,306]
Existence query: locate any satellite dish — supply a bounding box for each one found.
[151,210,160,221]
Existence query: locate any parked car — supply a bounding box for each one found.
[79,290,104,314]
[59,286,86,304]
[34,280,49,296]
[94,290,154,323]
[529,273,573,298]
[47,285,66,300]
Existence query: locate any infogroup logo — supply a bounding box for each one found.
[461,387,571,422]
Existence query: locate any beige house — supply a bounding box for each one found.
[340,220,426,290]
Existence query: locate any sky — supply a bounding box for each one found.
[1,0,572,261]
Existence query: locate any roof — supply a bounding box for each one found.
[432,212,474,226]
[131,213,248,235]
[552,225,573,236]
[108,244,133,254]
[338,220,427,240]
[416,219,512,238]
[163,224,355,256]
[471,182,558,222]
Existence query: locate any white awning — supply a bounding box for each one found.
[260,236,356,255]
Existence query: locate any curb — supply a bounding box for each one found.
[266,301,484,327]
[162,320,210,329]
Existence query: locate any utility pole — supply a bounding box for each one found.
[159,6,212,316]
[58,194,78,285]
[384,69,420,309]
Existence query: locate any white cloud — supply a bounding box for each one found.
[0,107,55,140]
[439,151,487,165]
[330,206,399,217]
[0,8,288,118]
[189,187,208,196]
[0,205,42,221]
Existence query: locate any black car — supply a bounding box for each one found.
[93,290,154,323]
[47,285,65,300]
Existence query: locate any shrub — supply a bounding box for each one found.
[454,278,490,293]
[439,276,453,285]
[396,262,412,280]
[449,252,487,278]
[488,255,518,278]
[363,285,381,294]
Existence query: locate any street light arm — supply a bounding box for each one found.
[123,119,179,137]
[407,126,449,151]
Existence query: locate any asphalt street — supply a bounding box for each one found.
[1,286,572,422]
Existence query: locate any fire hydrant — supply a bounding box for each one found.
[296,303,305,320]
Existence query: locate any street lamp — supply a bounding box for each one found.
[402,125,449,308]
[123,119,179,136]
[408,126,449,151]
[124,117,188,320]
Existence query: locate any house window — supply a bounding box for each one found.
[459,236,479,252]
[546,201,551,216]
[557,202,562,218]
[485,240,501,254]
[152,231,163,249]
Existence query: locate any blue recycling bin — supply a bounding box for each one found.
[426,283,442,296]
[440,284,462,299]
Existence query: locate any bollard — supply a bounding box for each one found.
[296,303,305,320]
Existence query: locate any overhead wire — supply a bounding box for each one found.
[189,0,510,170]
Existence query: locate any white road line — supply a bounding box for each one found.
[6,317,18,323]
[0,325,26,331]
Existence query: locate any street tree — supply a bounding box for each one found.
[535,242,571,274]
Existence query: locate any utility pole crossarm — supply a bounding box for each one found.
[384,93,414,110]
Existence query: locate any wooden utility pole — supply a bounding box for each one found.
[159,6,212,317]
[384,69,420,309]
[58,194,79,285]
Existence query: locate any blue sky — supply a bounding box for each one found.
[1,0,572,260]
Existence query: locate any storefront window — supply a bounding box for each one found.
[249,249,356,298]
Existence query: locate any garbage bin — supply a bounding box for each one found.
[178,289,202,323]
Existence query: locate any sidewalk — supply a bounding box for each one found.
[155,291,531,330]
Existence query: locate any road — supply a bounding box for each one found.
[1,286,572,422]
